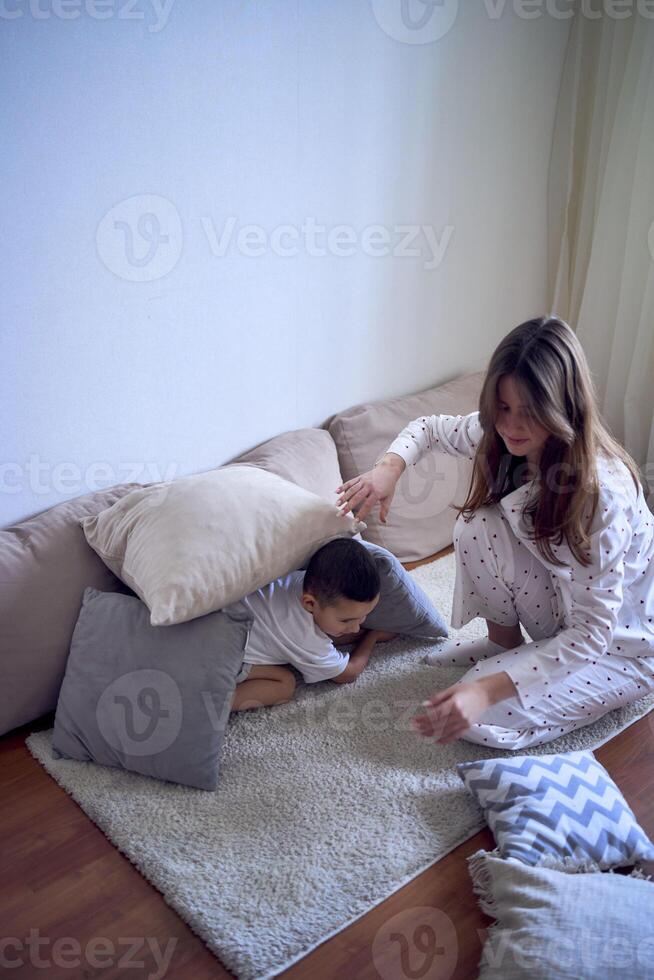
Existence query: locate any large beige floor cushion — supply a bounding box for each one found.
[0,484,143,736]
[327,371,485,562]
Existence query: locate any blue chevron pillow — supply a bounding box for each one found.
[457,750,654,871]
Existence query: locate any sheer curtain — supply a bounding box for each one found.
[548,16,654,506]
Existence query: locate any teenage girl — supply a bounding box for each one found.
[336,316,654,750]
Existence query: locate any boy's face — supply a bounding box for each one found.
[301,592,380,637]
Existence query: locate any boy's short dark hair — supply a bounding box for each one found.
[303,538,381,606]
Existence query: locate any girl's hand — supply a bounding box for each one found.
[414,672,517,743]
[336,457,404,523]
[412,680,493,744]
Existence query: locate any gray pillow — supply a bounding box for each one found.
[468,848,654,979]
[52,588,252,790]
[359,540,448,638]
[300,539,448,640]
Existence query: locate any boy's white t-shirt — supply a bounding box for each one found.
[236,570,350,683]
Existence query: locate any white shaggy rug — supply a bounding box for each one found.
[27,554,654,980]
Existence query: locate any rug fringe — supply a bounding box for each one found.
[534,852,615,875]
[466,848,503,919]
[535,852,654,877]
[628,865,653,881]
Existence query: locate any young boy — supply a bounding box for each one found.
[230,537,396,711]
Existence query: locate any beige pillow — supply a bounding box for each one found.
[327,371,485,563]
[80,465,365,626]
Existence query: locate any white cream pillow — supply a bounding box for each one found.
[80,465,365,626]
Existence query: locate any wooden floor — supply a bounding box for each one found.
[2,545,653,979]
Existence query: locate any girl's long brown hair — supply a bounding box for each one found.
[456,315,643,568]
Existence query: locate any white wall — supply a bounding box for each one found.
[0,0,570,527]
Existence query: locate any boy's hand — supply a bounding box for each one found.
[352,630,379,651]
[366,629,398,643]
[332,628,398,646]
[330,630,400,683]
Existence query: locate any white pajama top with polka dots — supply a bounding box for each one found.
[385,410,654,712]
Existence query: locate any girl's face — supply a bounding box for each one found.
[495,374,550,465]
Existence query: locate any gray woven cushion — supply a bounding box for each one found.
[52,588,252,790]
[468,848,654,979]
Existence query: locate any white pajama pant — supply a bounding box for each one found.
[447,504,654,750]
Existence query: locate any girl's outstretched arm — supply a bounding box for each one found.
[381,411,484,469]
